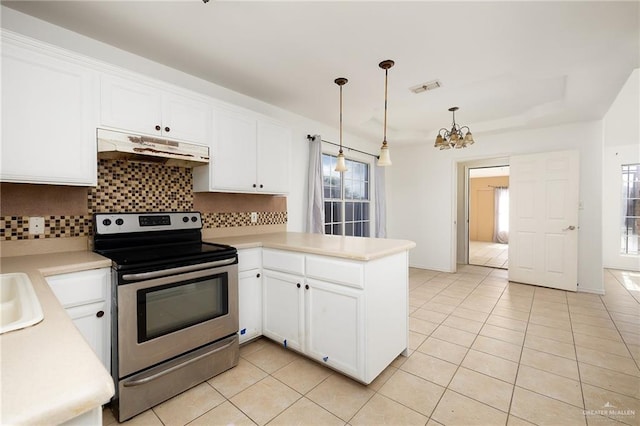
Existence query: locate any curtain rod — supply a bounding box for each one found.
[307,134,379,159]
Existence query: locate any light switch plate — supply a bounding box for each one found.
[29,217,45,235]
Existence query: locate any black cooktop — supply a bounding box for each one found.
[96,241,237,269]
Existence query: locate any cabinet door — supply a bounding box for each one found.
[305,278,363,378]
[257,120,291,194]
[1,40,97,185]
[162,93,211,145]
[262,270,303,351]
[238,269,262,344]
[46,268,111,373]
[66,300,110,373]
[211,107,257,191]
[100,75,163,137]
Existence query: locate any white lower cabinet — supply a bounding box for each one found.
[46,268,111,373]
[237,248,263,344]
[262,270,304,351]
[261,248,407,384]
[238,269,262,344]
[304,278,363,378]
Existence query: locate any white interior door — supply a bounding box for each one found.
[509,151,579,291]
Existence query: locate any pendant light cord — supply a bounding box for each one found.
[339,83,344,154]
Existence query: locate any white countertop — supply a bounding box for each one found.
[205,232,416,260]
[0,251,115,425]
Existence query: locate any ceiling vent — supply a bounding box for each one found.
[410,80,442,94]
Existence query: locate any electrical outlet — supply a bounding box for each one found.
[250,212,258,223]
[29,217,45,235]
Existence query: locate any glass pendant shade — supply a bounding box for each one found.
[335,151,348,172]
[378,143,392,166]
[434,134,443,148]
[464,132,475,145]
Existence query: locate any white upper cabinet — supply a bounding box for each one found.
[193,106,291,194]
[1,33,97,185]
[257,119,291,194]
[208,107,258,191]
[100,75,211,146]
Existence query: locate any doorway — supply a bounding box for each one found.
[468,166,510,269]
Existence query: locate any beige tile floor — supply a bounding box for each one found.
[104,267,640,426]
[469,241,509,269]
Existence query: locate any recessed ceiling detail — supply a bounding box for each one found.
[2,1,638,147]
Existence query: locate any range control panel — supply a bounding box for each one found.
[94,212,202,235]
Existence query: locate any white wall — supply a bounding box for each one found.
[0,6,379,233]
[602,69,640,271]
[387,121,605,293]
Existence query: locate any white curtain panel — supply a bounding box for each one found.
[493,187,509,244]
[374,165,387,238]
[306,135,325,234]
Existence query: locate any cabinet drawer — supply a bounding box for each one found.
[238,248,262,272]
[263,249,305,275]
[46,268,109,308]
[306,255,364,289]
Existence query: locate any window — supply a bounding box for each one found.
[322,154,370,237]
[621,164,639,255]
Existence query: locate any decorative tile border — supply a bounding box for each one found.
[1,160,287,241]
[202,212,288,228]
[0,212,287,240]
[0,216,92,241]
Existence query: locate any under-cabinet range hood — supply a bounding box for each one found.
[97,128,209,167]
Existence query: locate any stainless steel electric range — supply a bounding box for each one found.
[93,211,239,422]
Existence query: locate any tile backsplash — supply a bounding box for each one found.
[0,159,287,241]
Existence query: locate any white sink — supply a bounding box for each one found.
[1,273,44,334]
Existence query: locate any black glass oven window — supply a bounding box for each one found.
[137,273,228,342]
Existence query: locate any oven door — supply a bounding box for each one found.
[117,260,238,378]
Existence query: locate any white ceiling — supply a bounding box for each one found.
[4,1,638,146]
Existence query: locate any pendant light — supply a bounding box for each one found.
[334,77,348,172]
[377,59,395,166]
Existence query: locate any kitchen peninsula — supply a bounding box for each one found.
[206,232,416,384]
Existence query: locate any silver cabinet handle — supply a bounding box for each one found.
[563,225,577,231]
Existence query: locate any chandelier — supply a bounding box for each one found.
[434,107,475,150]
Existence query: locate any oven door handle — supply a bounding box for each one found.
[121,257,237,281]
[122,337,236,387]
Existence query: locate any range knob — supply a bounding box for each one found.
[102,219,112,226]
[115,218,124,226]
[191,216,198,222]
[183,216,189,223]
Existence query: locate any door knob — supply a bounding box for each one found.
[563,225,576,231]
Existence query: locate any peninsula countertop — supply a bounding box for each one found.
[204,232,416,260]
[0,251,114,425]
